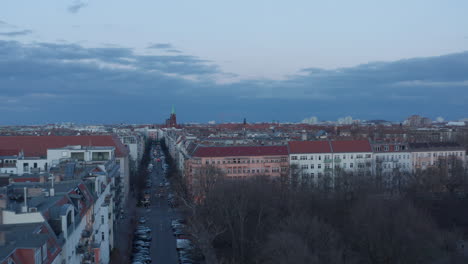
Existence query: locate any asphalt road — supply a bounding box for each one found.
[136,155,179,264]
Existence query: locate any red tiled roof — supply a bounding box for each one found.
[0,149,18,156]
[288,141,332,154]
[331,140,371,153]
[193,145,288,157]
[0,135,129,158]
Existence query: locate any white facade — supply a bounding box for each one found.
[290,152,373,183]
[374,152,412,174]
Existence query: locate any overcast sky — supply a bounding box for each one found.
[1,0,467,124]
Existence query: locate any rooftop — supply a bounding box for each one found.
[0,135,128,158]
[193,145,288,157]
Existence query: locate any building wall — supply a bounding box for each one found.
[374,152,412,174]
[290,152,373,183]
[117,156,130,205]
[411,150,466,171]
[16,159,48,175]
[189,155,289,179]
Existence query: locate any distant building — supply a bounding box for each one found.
[404,115,432,127]
[165,106,177,128]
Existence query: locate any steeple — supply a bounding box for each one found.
[171,105,175,115]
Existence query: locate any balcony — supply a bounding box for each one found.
[81,229,92,238]
[324,168,333,172]
[324,159,333,163]
[333,158,342,163]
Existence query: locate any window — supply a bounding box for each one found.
[281,157,287,162]
[318,156,322,160]
[291,156,298,160]
[101,215,104,224]
[350,155,353,159]
[350,163,354,168]
[300,156,307,160]
[62,151,68,157]
[318,164,322,169]
[384,145,389,151]
[325,164,330,169]
[334,155,340,160]
[205,160,209,165]
[311,173,315,178]
[301,164,308,169]
[310,156,314,160]
[356,154,363,159]
[310,164,314,169]
[343,163,346,168]
[394,146,399,151]
[101,232,105,240]
[365,154,371,158]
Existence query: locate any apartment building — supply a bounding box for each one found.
[0,136,130,207]
[185,145,289,191]
[409,142,466,172]
[372,142,412,175]
[0,165,117,264]
[288,140,373,183]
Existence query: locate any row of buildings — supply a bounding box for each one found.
[0,133,147,264]
[161,127,467,191]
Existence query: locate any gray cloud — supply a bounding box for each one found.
[0,30,32,37]
[166,49,182,53]
[68,1,87,14]
[0,39,467,124]
[147,43,173,49]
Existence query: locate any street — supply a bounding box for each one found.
[136,154,179,264]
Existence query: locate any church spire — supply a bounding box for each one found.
[171,105,175,115]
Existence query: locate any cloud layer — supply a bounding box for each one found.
[0,39,467,124]
[0,30,32,37]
